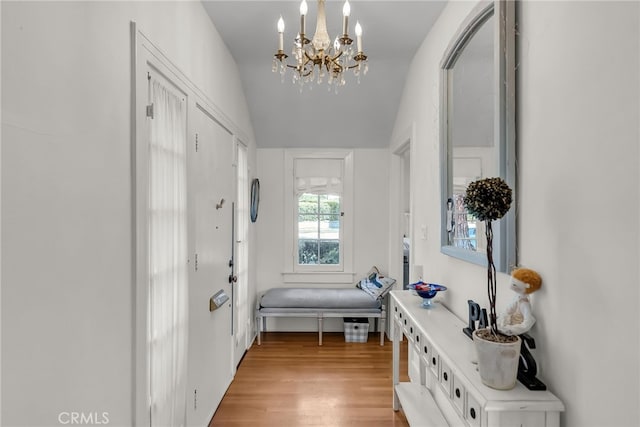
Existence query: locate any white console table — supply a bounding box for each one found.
[390,290,564,427]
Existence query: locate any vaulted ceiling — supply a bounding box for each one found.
[202,1,447,148]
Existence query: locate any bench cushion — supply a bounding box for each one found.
[260,288,381,310]
[259,307,382,314]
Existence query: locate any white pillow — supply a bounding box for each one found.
[357,273,396,299]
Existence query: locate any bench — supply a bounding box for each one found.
[256,270,395,346]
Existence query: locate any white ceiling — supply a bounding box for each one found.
[201,1,447,148]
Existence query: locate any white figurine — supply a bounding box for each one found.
[497,268,542,336]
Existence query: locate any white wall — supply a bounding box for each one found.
[256,148,391,331]
[391,1,639,426]
[1,1,256,426]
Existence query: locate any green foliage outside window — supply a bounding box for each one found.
[298,193,340,265]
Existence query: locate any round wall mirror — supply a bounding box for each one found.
[250,178,260,223]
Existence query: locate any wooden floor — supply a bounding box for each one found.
[209,332,410,427]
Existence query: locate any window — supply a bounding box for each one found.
[284,150,353,281]
[147,74,189,426]
[448,157,486,254]
[298,193,341,265]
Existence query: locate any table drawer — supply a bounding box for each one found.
[392,302,401,321]
[439,359,452,397]
[419,336,433,363]
[411,327,423,351]
[452,375,465,415]
[400,313,412,336]
[428,346,440,379]
[466,393,482,427]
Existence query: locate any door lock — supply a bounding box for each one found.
[228,275,238,284]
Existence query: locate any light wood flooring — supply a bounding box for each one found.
[209,332,410,427]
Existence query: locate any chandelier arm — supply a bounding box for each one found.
[303,56,315,72]
[303,50,314,62]
[325,57,342,73]
[285,64,313,78]
[329,51,344,61]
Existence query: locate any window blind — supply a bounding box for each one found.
[294,158,343,195]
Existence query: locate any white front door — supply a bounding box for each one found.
[191,104,235,412]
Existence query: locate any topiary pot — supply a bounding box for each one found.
[473,328,521,390]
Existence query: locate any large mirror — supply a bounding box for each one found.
[440,0,516,272]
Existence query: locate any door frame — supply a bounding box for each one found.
[132,22,251,426]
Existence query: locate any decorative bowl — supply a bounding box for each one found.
[409,282,447,308]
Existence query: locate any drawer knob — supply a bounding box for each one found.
[416,335,420,342]
[443,372,448,381]
[432,357,436,365]
[423,345,428,354]
[455,388,461,398]
[410,327,413,333]
[470,408,476,419]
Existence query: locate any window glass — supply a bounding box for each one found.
[297,193,341,265]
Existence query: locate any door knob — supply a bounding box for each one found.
[229,275,238,283]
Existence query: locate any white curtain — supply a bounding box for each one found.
[148,78,188,427]
[236,144,249,348]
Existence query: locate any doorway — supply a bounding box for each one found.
[388,128,412,338]
[400,147,411,289]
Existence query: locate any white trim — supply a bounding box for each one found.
[131,22,150,427]
[283,149,354,277]
[0,1,3,420]
[282,272,356,284]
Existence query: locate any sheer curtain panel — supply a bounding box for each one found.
[148,78,188,427]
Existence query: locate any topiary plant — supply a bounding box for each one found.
[464,177,512,337]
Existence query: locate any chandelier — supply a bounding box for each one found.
[272,0,368,92]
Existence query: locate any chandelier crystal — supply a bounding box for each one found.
[273,0,368,92]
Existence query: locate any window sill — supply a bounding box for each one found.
[282,271,357,284]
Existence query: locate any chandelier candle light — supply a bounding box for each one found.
[273,0,369,91]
